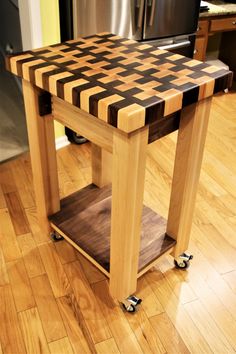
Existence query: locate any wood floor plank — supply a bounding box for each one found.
[124,305,166,354]
[30,274,67,342]
[64,261,111,344]
[92,280,144,354]
[18,307,50,354]
[25,206,49,244]
[146,270,213,354]
[0,208,21,262]
[7,258,35,312]
[150,312,190,354]
[57,295,94,354]
[181,257,236,351]
[49,337,74,354]
[136,276,164,318]
[5,191,30,235]
[0,165,17,194]
[0,184,7,208]
[222,271,236,294]
[38,242,71,297]
[0,246,9,286]
[77,252,106,285]
[184,299,234,353]
[95,338,120,354]
[9,155,35,209]
[54,239,78,265]
[0,285,26,354]
[158,257,198,305]
[17,233,45,278]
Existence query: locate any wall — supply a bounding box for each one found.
[40,0,65,138]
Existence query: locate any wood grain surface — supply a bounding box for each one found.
[0,91,235,353]
[49,184,175,274]
[6,33,233,134]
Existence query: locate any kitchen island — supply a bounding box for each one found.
[6,33,232,311]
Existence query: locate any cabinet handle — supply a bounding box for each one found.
[232,21,236,25]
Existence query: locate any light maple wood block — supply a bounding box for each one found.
[0,208,21,262]
[7,258,35,312]
[30,274,67,342]
[91,143,112,187]
[53,96,114,153]
[17,233,45,278]
[109,127,148,301]
[0,285,27,354]
[22,80,60,234]
[38,242,71,298]
[49,337,74,354]
[57,295,93,354]
[167,98,212,257]
[64,261,111,344]
[95,338,120,354]
[18,307,50,354]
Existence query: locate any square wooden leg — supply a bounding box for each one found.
[91,143,112,188]
[109,127,148,302]
[22,80,60,234]
[167,98,212,258]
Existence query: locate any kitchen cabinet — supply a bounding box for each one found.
[194,13,236,62]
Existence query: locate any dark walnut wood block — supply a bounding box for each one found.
[49,184,176,274]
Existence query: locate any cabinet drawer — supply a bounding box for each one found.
[194,37,207,61]
[210,17,236,32]
[196,20,209,36]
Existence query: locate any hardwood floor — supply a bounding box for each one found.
[0,91,236,354]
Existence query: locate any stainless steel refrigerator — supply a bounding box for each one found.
[72,0,201,57]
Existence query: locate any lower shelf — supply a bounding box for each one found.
[49,184,176,276]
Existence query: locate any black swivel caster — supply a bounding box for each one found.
[65,127,87,144]
[174,253,193,269]
[51,231,64,242]
[122,296,142,313]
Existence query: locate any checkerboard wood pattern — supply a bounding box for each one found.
[6,33,233,133]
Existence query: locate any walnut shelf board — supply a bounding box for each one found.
[49,184,176,275]
[6,32,232,135]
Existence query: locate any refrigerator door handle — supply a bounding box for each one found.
[137,0,145,28]
[157,40,191,50]
[149,0,156,26]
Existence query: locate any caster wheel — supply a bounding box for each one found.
[122,303,136,313]
[65,127,87,144]
[51,231,64,242]
[174,259,189,269]
[121,295,142,313]
[174,253,193,270]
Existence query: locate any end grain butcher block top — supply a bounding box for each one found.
[6,32,233,133]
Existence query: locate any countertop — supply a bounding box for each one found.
[200,0,236,18]
[6,33,233,134]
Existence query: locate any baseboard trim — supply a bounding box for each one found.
[55,135,70,150]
